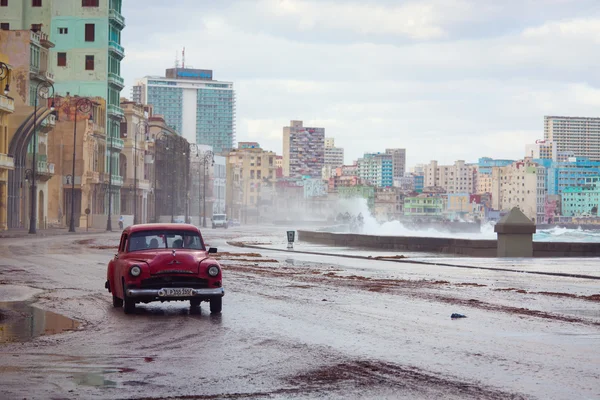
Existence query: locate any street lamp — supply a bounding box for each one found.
[68,97,93,232]
[29,80,55,234]
[0,62,10,95]
[154,131,174,222]
[134,120,149,225]
[195,149,214,227]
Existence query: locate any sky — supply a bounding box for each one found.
[121,0,600,168]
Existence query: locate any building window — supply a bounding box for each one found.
[85,55,94,70]
[0,23,8,30]
[82,0,99,6]
[31,24,42,32]
[57,52,67,67]
[0,0,7,7]
[85,23,95,42]
[32,0,41,6]
[58,27,68,34]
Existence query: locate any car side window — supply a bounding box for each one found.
[119,234,127,253]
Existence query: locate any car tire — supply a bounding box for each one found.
[224,225,228,229]
[212,225,216,229]
[123,282,136,314]
[190,299,201,308]
[112,294,123,308]
[209,297,222,314]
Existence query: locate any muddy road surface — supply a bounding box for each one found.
[0,227,599,399]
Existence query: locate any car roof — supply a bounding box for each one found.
[124,223,201,234]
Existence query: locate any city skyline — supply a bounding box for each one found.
[120,0,600,166]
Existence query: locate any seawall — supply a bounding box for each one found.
[297,230,600,257]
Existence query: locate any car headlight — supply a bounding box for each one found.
[130,265,142,277]
[207,265,220,277]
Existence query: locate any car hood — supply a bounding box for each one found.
[128,250,209,275]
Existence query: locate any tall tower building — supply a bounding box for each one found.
[544,116,600,161]
[282,120,324,178]
[133,68,235,153]
[385,148,406,178]
[324,137,344,167]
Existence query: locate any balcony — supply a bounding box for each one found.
[44,71,54,83]
[108,72,125,90]
[0,153,14,170]
[109,137,125,150]
[108,40,125,59]
[107,104,124,120]
[112,175,124,186]
[0,95,15,113]
[39,113,56,133]
[109,9,126,29]
[37,162,55,181]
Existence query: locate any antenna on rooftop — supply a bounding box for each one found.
[182,47,185,69]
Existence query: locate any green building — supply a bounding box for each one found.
[403,196,444,218]
[1,0,126,211]
[561,176,600,217]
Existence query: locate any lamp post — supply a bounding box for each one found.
[196,149,214,227]
[129,183,134,215]
[154,131,174,222]
[29,81,55,234]
[0,62,11,94]
[68,97,93,232]
[106,129,114,231]
[134,120,149,225]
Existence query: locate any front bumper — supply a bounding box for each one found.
[126,287,224,298]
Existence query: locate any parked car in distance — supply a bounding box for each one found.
[212,214,228,229]
[229,219,241,227]
[105,223,224,314]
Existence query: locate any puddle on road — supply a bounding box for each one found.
[0,301,80,343]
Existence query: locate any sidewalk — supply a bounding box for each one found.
[0,227,117,239]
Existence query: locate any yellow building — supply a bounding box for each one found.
[46,95,110,229]
[0,56,15,230]
[226,143,276,223]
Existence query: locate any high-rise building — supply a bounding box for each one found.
[491,158,546,222]
[133,68,235,153]
[424,160,477,194]
[324,137,344,167]
[385,148,406,178]
[525,140,556,160]
[282,120,324,178]
[544,116,600,161]
[357,153,393,187]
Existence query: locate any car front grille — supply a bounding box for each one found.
[141,276,209,289]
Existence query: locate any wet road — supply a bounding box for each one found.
[0,226,599,399]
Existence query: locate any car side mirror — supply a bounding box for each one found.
[208,247,217,254]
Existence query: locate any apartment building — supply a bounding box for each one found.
[544,116,600,161]
[282,120,324,178]
[424,160,477,194]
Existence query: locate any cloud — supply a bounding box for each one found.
[120,1,600,167]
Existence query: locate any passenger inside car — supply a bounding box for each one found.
[149,238,159,249]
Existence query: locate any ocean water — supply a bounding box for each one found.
[332,198,600,243]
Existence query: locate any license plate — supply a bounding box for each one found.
[161,288,193,297]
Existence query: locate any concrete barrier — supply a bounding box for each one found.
[297,230,600,257]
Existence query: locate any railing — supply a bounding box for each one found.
[44,71,54,82]
[0,95,15,113]
[108,40,125,57]
[110,137,125,150]
[108,72,125,88]
[112,175,124,186]
[0,153,14,169]
[37,161,47,173]
[109,9,126,27]
[107,104,124,118]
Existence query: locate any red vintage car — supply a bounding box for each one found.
[105,223,224,314]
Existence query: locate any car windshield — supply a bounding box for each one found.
[128,230,204,252]
[213,215,226,221]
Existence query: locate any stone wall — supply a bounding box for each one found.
[297,230,600,257]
